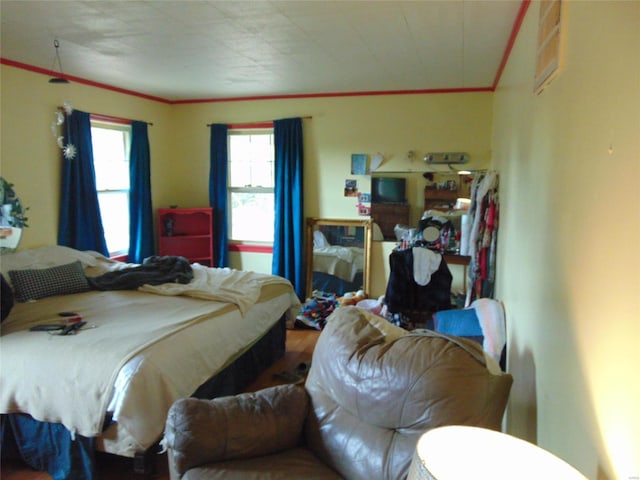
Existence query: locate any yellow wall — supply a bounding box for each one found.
[0,67,173,248]
[493,2,639,479]
[171,93,492,295]
[170,92,492,217]
[0,69,491,296]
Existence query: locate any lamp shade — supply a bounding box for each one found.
[408,425,587,480]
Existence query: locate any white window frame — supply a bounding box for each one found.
[227,129,275,244]
[90,120,131,257]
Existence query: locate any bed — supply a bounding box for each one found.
[0,245,300,478]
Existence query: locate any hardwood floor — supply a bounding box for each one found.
[1,328,320,480]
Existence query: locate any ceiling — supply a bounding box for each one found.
[0,0,523,102]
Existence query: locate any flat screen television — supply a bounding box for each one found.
[371,177,406,204]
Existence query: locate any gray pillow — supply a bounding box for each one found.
[9,261,90,302]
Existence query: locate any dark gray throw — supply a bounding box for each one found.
[87,255,193,291]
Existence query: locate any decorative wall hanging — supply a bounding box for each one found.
[370,153,384,172]
[50,101,76,160]
[351,154,368,175]
[344,179,358,197]
[357,192,371,216]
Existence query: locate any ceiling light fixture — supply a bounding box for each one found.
[48,38,69,84]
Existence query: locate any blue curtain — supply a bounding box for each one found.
[57,110,108,255]
[209,124,229,267]
[272,118,305,299]
[127,121,154,263]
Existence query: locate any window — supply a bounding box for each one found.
[228,130,274,243]
[90,121,131,256]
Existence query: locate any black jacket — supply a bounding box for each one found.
[384,248,452,314]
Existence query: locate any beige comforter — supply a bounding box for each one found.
[0,265,295,438]
[139,263,285,315]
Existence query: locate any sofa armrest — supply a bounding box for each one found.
[164,384,309,477]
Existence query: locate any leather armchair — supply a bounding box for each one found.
[164,307,513,480]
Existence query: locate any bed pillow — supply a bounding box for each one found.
[8,261,91,302]
[0,245,101,287]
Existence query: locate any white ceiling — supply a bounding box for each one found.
[0,0,523,102]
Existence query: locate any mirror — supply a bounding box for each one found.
[0,177,27,254]
[305,218,372,299]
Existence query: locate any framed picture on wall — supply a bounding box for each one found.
[351,154,368,175]
[358,192,371,203]
[344,179,358,197]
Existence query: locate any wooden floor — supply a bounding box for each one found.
[1,328,320,480]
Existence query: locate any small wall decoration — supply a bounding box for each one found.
[370,152,384,172]
[358,192,371,203]
[357,204,370,216]
[357,192,371,216]
[351,154,368,175]
[344,179,358,197]
[50,101,76,160]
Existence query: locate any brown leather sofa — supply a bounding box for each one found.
[164,306,513,480]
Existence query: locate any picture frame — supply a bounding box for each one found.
[351,154,368,175]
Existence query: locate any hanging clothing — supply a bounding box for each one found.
[466,172,500,305]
